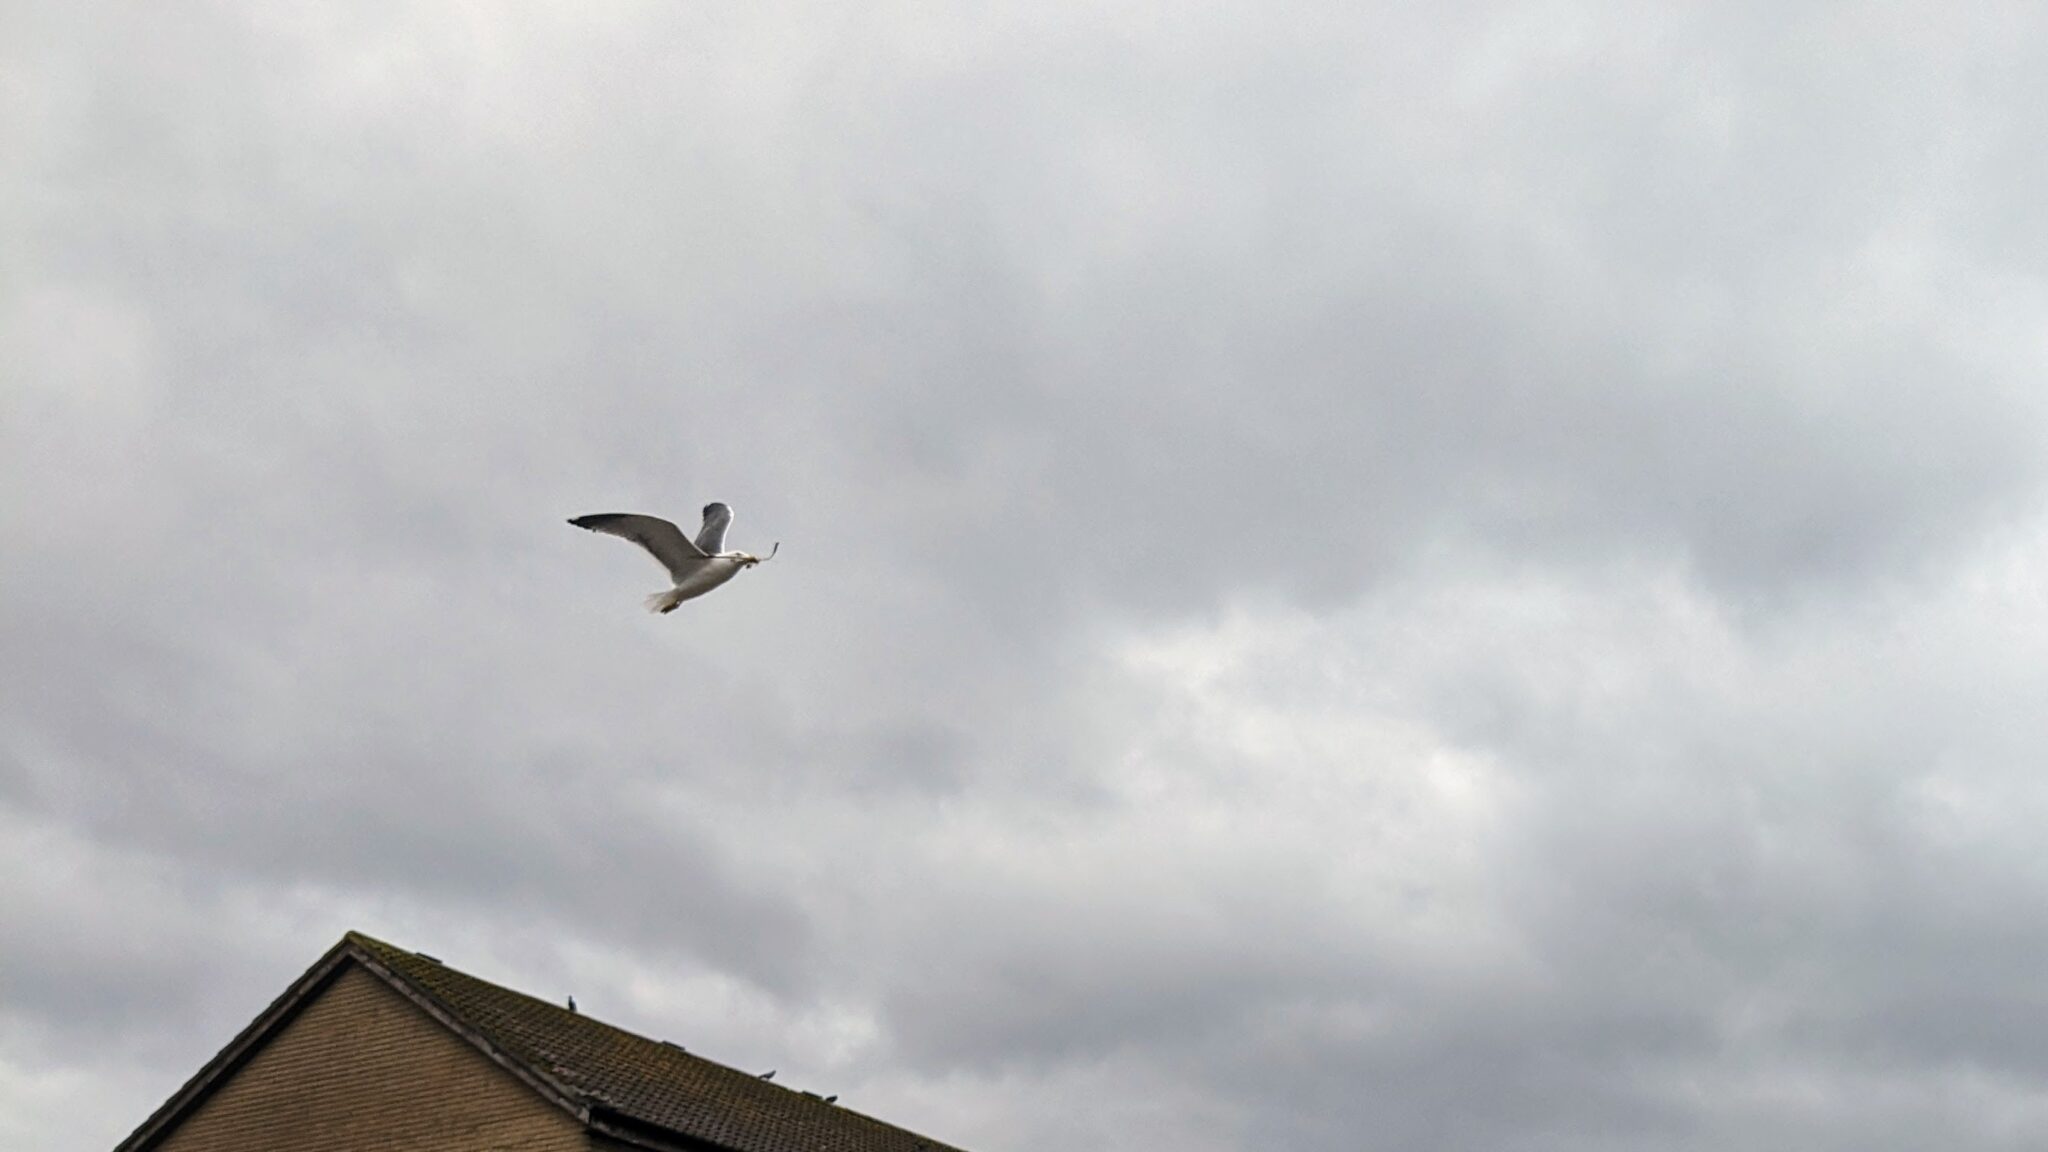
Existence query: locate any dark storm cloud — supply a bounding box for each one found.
[10,3,2048,1151]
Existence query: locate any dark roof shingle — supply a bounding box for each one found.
[348,932,965,1152]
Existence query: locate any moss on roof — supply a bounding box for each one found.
[345,932,964,1152]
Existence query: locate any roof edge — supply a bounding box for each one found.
[339,933,600,1128]
[112,931,748,1152]
[347,935,731,1152]
[113,934,359,1152]
[115,932,635,1152]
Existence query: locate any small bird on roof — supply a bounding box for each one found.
[569,502,777,614]
[758,1069,776,1081]
[566,996,577,1013]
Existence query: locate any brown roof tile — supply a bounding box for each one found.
[345,932,967,1152]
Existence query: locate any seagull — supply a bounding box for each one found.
[569,502,776,614]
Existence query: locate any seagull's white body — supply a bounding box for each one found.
[658,552,750,610]
[568,502,772,614]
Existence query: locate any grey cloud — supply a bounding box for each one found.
[12,3,2048,1152]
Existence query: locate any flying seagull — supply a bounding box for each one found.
[569,502,775,614]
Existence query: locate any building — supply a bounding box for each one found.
[115,931,969,1152]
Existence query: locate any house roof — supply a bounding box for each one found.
[116,931,969,1152]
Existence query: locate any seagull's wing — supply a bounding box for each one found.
[569,513,709,582]
[695,502,734,554]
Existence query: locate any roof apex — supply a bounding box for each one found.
[115,932,969,1152]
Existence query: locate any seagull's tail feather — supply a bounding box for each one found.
[645,588,686,615]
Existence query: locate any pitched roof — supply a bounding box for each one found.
[117,931,970,1152]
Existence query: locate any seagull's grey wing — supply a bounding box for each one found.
[569,513,709,581]
[694,502,733,554]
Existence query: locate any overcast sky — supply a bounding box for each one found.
[9,4,2048,1150]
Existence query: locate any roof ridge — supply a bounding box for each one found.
[352,935,588,1018]
[121,931,971,1152]
[350,937,717,1067]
